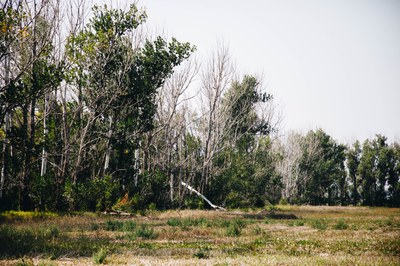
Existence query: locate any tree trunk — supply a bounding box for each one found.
[0,40,10,200]
[40,93,49,176]
[104,114,114,173]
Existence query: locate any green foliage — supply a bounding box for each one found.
[311,219,328,230]
[103,220,136,232]
[93,248,107,264]
[135,224,157,239]
[0,211,58,222]
[193,246,211,259]
[167,218,181,227]
[334,219,349,230]
[104,220,124,231]
[226,219,246,237]
[1,0,399,217]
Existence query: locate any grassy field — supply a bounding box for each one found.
[0,206,399,265]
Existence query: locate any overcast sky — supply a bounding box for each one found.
[99,0,400,143]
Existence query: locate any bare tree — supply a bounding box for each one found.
[275,131,321,203]
[145,57,199,204]
[198,44,235,192]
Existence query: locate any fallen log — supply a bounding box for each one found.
[181,181,226,211]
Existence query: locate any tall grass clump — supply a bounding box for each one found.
[104,220,136,231]
[226,219,246,237]
[311,219,328,230]
[136,225,157,239]
[167,218,181,227]
[93,248,107,264]
[334,219,349,230]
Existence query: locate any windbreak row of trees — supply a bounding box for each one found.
[277,131,400,207]
[1,1,399,211]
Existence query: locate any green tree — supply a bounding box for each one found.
[346,140,361,205]
[65,4,194,210]
[358,139,377,206]
[208,75,278,208]
[298,129,346,205]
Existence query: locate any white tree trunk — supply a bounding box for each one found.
[104,115,113,172]
[40,93,48,176]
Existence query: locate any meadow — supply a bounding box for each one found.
[0,206,399,265]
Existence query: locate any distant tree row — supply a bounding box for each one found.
[277,131,400,206]
[1,1,399,211]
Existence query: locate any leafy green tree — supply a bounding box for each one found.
[298,129,346,205]
[388,142,400,206]
[358,139,377,206]
[65,4,194,210]
[0,1,63,210]
[207,75,279,208]
[346,140,361,205]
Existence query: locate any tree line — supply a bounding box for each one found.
[1,1,399,211]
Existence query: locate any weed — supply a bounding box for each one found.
[44,226,60,239]
[167,218,181,227]
[123,220,136,231]
[104,220,123,231]
[226,224,241,237]
[0,211,58,222]
[294,220,304,226]
[334,219,349,230]
[138,242,154,249]
[15,258,34,266]
[225,218,246,236]
[252,226,262,235]
[193,246,211,259]
[311,219,328,230]
[90,223,100,231]
[93,248,107,264]
[125,232,137,241]
[136,225,157,239]
[103,220,136,232]
[38,261,57,266]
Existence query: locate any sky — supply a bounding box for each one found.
[99,0,400,143]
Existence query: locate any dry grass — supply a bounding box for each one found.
[0,206,399,265]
